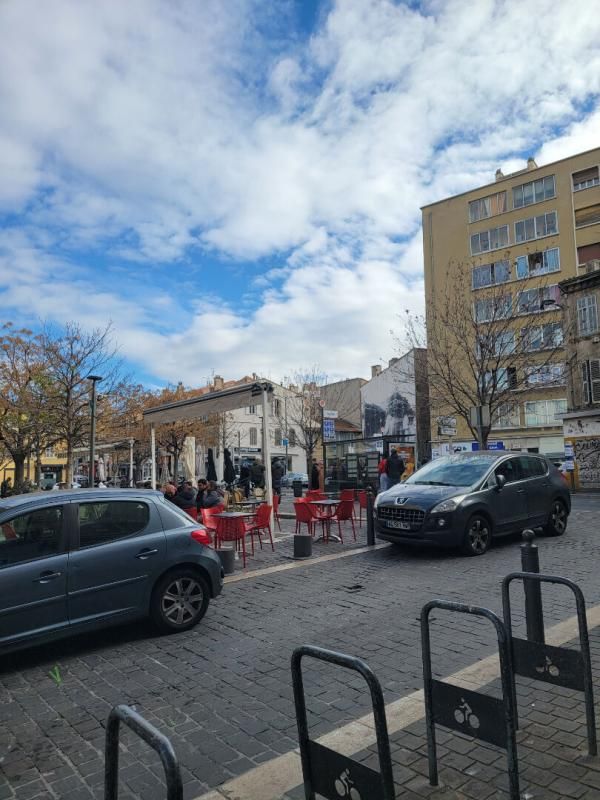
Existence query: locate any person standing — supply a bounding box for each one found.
[386,449,405,487]
[310,461,320,490]
[271,459,284,496]
[378,456,389,492]
[250,459,265,490]
[239,462,251,499]
[0,477,12,498]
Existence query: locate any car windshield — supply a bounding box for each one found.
[405,455,497,487]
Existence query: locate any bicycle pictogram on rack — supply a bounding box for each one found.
[334,768,362,800]
[453,698,480,730]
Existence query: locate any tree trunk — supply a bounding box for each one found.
[35,450,43,486]
[13,455,25,487]
[173,452,179,481]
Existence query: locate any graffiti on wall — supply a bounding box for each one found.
[573,437,600,490]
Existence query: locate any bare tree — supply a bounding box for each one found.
[401,260,567,448]
[42,322,121,485]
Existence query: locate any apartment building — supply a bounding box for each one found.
[422,146,600,457]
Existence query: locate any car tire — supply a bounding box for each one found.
[545,499,568,537]
[150,568,210,634]
[461,514,492,556]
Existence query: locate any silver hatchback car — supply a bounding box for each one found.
[0,489,223,654]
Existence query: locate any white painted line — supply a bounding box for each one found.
[224,543,390,584]
[194,603,600,799]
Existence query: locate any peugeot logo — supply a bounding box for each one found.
[395,497,409,505]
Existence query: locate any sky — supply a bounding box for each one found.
[0,0,599,388]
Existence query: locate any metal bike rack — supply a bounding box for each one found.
[502,571,597,756]
[104,705,183,800]
[291,645,395,800]
[421,601,520,800]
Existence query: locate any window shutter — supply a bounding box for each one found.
[582,362,591,404]
[591,359,600,403]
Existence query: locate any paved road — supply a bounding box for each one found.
[1,495,599,799]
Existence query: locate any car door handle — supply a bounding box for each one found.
[34,571,62,583]
[135,548,159,560]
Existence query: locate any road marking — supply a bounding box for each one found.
[194,603,600,799]
[224,543,390,584]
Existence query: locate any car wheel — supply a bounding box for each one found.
[461,515,492,556]
[545,500,568,537]
[151,568,209,634]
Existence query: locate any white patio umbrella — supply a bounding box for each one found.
[182,436,196,480]
[97,456,106,482]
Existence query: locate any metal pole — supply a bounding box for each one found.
[129,438,134,488]
[321,404,326,490]
[521,529,544,643]
[150,424,156,490]
[88,376,102,487]
[261,387,274,529]
[284,395,289,473]
[366,485,375,546]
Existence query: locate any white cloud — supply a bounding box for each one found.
[0,0,599,384]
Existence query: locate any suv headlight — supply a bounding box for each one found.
[430,495,467,514]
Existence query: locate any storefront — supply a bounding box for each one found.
[563,411,600,491]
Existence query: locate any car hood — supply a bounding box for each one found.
[377,483,469,512]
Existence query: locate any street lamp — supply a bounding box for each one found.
[87,375,103,487]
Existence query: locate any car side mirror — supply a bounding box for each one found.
[495,474,507,491]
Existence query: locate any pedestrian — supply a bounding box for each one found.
[196,478,208,511]
[250,459,265,490]
[378,456,390,492]
[386,448,405,487]
[198,480,223,509]
[172,480,197,513]
[0,477,12,498]
[310,461,320,490]
[164,483,177,502]
[239,462,251,498]
[271,459,284,496]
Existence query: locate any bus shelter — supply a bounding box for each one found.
[142,381,275,512]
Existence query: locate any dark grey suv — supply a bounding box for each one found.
[0,489,223,654]
[375,452,570,556]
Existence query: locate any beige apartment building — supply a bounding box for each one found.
[422,146,600,458]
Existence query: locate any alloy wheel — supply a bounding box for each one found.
[551,502,567,534]
[468,518,490,554]
[161,577,204,626]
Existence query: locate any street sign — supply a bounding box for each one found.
[323,409,338,419]
[282,437,289,447]
[437,416,456,436]
[323,419,336,441]
[319,399,326,408]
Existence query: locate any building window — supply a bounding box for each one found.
[470,225,509,255]
[516,285,560,315]
[473,294,512,323]
[521,322,563,351]
[471,259,511,289]
[468,191,507,222]
[45,445,55,458]
[577,243,600,266]
[525,364,565,387]
[247,405,256,415]
[274,428,282,446]
[582,359,600,404]
[573,166,599,192]
[481,367,517,393]
[272,398,281,416]
[577,295,599,336]
[515,211,557,243]
[512,175,555,208]
[249,427,257,446]
[575,204,600,228]
[289,428,297,447]
[492,402,520,429]
[515,248,560,279]
[524,399,566,427]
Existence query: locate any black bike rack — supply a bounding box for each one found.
[291,645,395,800]
[502,572,597,756]
[421,601,520,800]
[104,705,183,800]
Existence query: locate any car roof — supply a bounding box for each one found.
[0,488,163,511]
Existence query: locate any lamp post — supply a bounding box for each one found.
[88,375,103,487]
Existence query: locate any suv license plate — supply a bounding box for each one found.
[387,520,411,530]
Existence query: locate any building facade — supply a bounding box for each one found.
[422,146,600,458]
[560,264,600,489]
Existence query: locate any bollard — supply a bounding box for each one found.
[366,486,375,546]
[294,534,312,559]
[217,547,235,576]
[521,530,544,644]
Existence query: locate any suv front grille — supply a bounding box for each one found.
[377,505,425,527]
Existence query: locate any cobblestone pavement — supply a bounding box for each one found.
[1,496,600,799]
